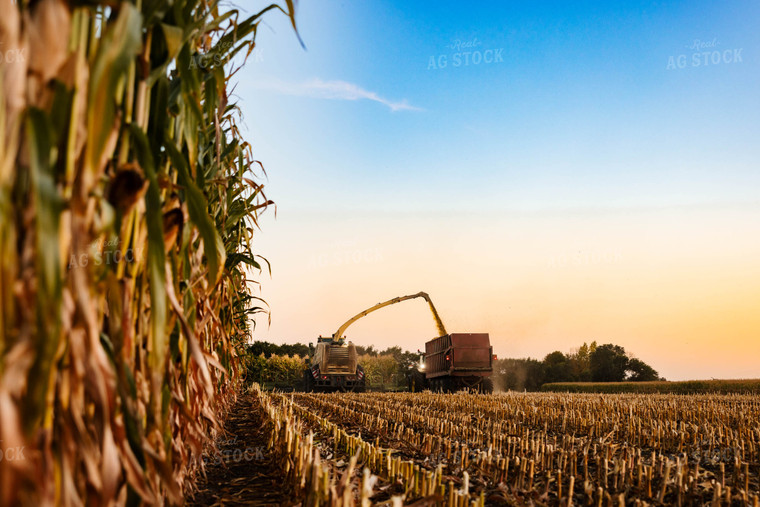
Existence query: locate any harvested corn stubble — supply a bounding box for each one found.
[249,386,760,505]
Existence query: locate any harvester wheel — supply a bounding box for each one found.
[481,377,494,394]
[303,370,313,393]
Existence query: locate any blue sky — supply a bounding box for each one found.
[235,1,760,379]
[238,0,759,214]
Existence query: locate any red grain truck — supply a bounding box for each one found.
[408,333,495,393]
[423,333,494,393]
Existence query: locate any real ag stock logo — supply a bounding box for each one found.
[667,38,743,70]
[67,238,143,270]
[427,37,504,70]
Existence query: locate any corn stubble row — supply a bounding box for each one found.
[253,385,760,506]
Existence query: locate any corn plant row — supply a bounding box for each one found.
[0,1,294,504]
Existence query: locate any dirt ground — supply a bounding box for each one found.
[186,392,296,506]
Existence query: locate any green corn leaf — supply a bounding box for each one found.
[129,125,167,376]
[26,109,62,304]
[84,4,141,178]
[163,140,226,288]
[225,252,260,271]
[160,23,183,61]
[24,108,63,429]
[224,199,250,233]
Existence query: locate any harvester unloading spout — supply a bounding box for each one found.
[332,291,447,343]
[305,291,448,392]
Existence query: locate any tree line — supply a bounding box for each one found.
[496,342,663,391]
[244,340,662,391]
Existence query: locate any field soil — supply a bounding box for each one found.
[187,392,295,506]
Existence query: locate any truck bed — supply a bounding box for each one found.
[424,333,492,378]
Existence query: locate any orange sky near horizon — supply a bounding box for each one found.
[253,203,760,381]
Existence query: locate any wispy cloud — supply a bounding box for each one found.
[253,77,422,112]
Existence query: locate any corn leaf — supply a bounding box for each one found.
[84,4,141,179]
[163,139,226,288]
[24,108,63,429]
[129,124,167,377]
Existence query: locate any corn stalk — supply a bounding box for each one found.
[0,0,296,504]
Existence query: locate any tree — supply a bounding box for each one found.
[497,342,660,387]
[567,341,596,381]
[543,351,575,383]
[280,342,310,358]
[626,358,661,382]
[248,341,309,358]
[380,346,419,373]
[248,340,279,358]
[590,344,629,382]
[355,345,378,356]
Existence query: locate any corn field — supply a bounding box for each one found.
[255,387,760,506]
[0,0,295,504]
